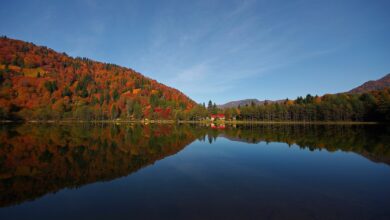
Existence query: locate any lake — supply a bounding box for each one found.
[0,123,389,219]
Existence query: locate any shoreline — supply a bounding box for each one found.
[0,120,381,125]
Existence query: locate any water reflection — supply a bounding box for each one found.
[0,123,197,207]
[0,123,389,208]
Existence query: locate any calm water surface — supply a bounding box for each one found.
[0,123,389,219]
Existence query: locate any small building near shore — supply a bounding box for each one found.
[210,114,225,121]
[211,123,226,129]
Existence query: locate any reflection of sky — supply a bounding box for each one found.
[1,0,390,103]
[2,137,389,219]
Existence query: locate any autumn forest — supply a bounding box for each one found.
[0,37,195,121]
[0,36,389,122]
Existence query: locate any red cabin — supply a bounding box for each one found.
[210,114,225,121]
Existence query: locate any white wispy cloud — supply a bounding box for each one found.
[127,0,341,103]
[170,63,209,84]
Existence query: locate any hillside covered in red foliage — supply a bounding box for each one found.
[0,36,195,120]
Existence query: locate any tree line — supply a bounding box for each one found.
[186,89,390,122]
[1,37,389,122]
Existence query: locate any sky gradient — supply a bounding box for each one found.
[1,0,389,104]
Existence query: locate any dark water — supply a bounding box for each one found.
[0,123,389,220]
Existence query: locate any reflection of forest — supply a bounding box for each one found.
[0,123,389,207]
[207,124,390,165]
[0,124,199,207]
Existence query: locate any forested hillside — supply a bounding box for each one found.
[0,36,195,121]
[349,73,390,94]
[218,90,390,122]
[0,36,389,122]
[188,89,390,122]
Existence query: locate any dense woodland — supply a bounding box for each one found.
[0,36,195,121]
[187,89,390,122]
[0,36,389,122]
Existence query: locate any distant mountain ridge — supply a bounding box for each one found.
[218,99,282,109]
[219,73,390,108]
[348,73,390,94]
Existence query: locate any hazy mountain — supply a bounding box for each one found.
[218,99,281,109]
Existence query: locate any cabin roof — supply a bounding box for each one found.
[210,114,225,118]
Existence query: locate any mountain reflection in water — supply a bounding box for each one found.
[0,123,389,211]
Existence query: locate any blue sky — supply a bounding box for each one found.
[1,0,389,104]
